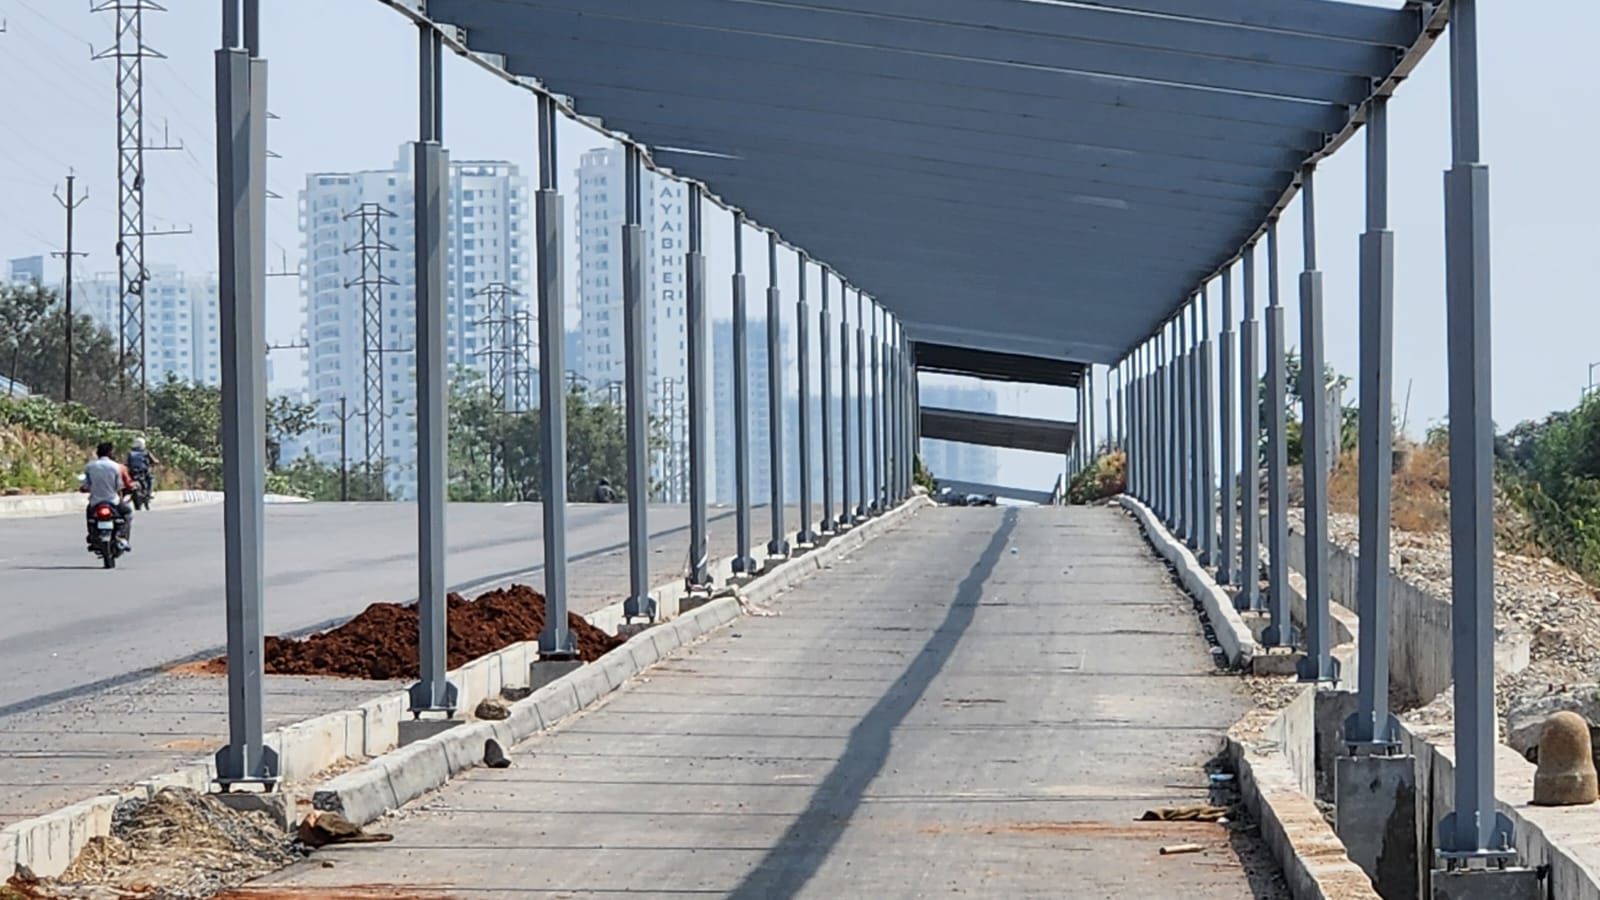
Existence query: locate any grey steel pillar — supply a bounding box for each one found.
[1238,245,1264,611]
[1262,222,1297,649]
[1346,97,1401,749]
[1199,290,1217,566]
[765,234,788,557]
[839,284,853,527]
[1156,329,1169,522]
[870,304,883,513]
[1185,313,1200,548]
[795,252,815,545]
[819,269,835,531]
[855,292,868,521]
[408,24,456,715]
[685,186,711,589]
[534,98,574,657]
[1296,166,1336,684]
[1438,0,1520,866]
[731,215,755,572]
[621,148,655,620]
[1190,301,1203,553]
[214,0,277,785]
[1218,270,1237,585]
[1175,316,1191,544]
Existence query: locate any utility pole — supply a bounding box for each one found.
[326,396,357,502]
[52,175,90,403]
[94,1,188,426]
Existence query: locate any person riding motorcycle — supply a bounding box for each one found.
[126,437,158,504]
[84,441,136,551]
[592,477,616,504]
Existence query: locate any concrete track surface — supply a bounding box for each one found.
[257,506,1286,898]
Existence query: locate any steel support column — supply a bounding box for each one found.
[1219,272,1237,585]
[1347,97,1401,749]
[1438,0,1518,864]
[214,0,276,785]
[1184,308,1200,549]
[685,186,711,589]
[1297,166,1337,683]
[1199,289,1217,566]
[1239,245,1264,611]
[1189,301,1204,560]
[621,148,655,620]
[534,99,574,656]
[839,283,853,528]
[408,24,457,715]
[1158,328,1171,523]
[870,304,883,514]
[855,293,868,521]
[796,253,816,545]
[765,235,789,557]
[1263,222,1297,649]
[819,270,835,531]
[1173,322,1188,541]
[731,216,756,572]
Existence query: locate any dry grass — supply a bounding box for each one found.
[1326,441,1450,534]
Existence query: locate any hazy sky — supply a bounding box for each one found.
[1,0,1594,492]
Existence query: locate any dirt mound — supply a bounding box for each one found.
[244,584,621,681]
[4,788,302,900]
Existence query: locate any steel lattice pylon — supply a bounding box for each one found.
[94,0,176,416]
[343,203,397,492]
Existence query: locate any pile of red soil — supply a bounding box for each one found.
[197,585,622,681]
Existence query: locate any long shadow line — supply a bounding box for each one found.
[725,508,1018,900]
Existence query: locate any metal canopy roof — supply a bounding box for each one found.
[419,0,1442,365]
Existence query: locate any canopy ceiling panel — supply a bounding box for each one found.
[417,0,1441,365]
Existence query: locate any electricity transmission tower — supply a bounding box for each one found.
[474,282,519,413]
[342,203,398,490]
[508,308,536,414]
[94,0,187,424]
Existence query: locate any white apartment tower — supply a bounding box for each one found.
[79,265,222,386]
[300,145,531,498]
[575,147,690,501]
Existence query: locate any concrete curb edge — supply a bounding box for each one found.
[1115,495,1260,668]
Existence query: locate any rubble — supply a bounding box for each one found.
[5,788,302,900]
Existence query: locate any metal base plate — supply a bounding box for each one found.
[214,744,281,788]
[1296,654,1342,684]
[1438,811,1517,862]
[406,679,460,719]
[623,595,658,622]
[1343,710,1403,749]
[1261,622,1301,648]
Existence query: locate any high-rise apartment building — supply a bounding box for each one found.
[78,265,221,387]
[7,256,44,285]
[575,147,690,501]
[300,145,532,498]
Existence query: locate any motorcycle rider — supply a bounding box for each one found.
[127,437,158,500]
[592,477,616,504]
[84,441,136,551]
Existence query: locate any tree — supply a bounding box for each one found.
[266,395,317,472]
[1257,347,1357,467]
[0,284,131,418]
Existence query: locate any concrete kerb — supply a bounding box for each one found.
[0,490,305,519]
[1225,732,1381,900]
[310,497,927,828]
[1116,495,1259,668]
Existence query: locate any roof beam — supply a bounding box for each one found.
[1070,0,1421,46]
[913,342,1086,387]
[920,407,1077,455]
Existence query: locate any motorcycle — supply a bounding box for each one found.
[130,469,153,511]
[86,501,127,569]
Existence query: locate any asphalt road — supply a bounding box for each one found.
[0,500,745,714]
